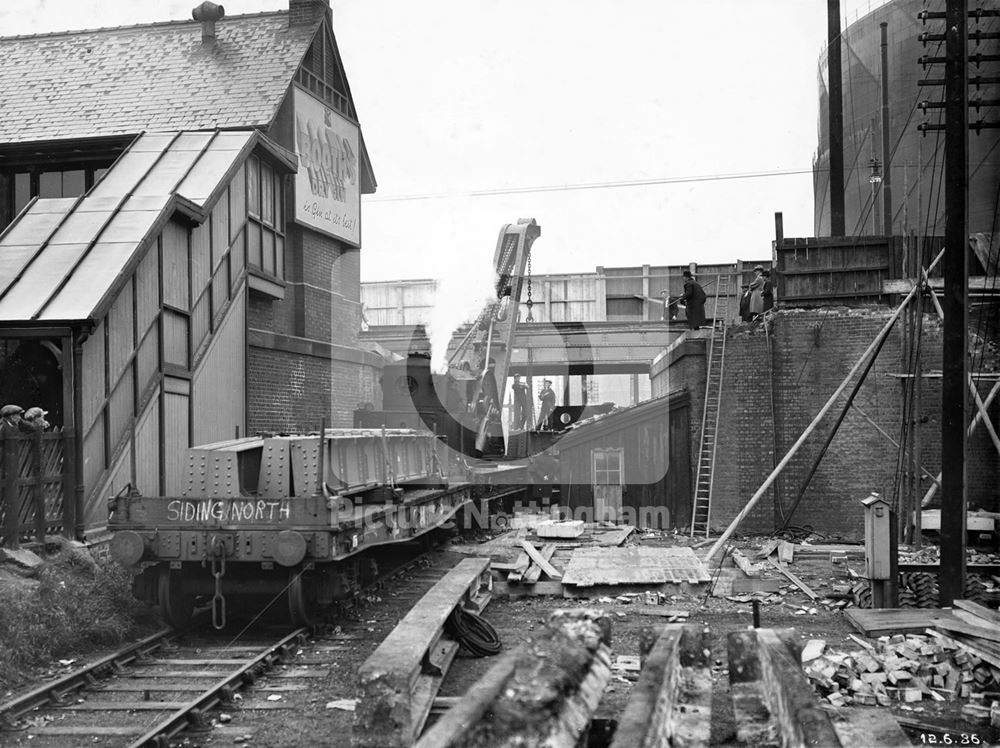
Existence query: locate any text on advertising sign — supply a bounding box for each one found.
[293,87,360,245]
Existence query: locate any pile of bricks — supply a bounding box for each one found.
[804,633,1000,707]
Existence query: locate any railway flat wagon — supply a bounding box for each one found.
[108,428,524,627]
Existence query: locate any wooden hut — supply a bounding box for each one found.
[553,390,691,530]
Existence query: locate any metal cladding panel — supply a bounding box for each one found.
[229,165,247,244]
[82,417,104,509]
[135,248,159,338]
[163,391,190,495]
[182,449,240,499]
[290,437,321,496]
[108,367,134,453]
[257,439,292,498]
[191,285,246,446]
[211,196,229,269]
[162,220,190,311]
[190,222,211,295]
[162,311,189,368]
[107,279,134,385]
[134,388,160,497]
[81,321,105,433]
[87,439,132,529]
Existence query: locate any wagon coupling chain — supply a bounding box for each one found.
[210,536,227,630]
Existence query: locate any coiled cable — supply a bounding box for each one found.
[446,606,502,657]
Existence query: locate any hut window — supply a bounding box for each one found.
[592,448,623,486]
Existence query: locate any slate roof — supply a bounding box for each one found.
[0,12,316,145]
[0,130,295,323]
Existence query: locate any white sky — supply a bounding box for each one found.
[0,0,889,284]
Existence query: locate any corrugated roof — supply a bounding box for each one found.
[0,12,315,144]
[0,129,290,323]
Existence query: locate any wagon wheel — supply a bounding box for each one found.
[158,566,195,628]
[288,570,320,627]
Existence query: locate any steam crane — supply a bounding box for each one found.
[448,218,540,457]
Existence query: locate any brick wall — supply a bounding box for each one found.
[288,0,330,27]
[655,307,999,540]
[712,328,775,534]
[651,338,707,497]
[247,224,381,434]
[247,347,379,433]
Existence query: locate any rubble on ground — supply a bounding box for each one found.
[805,631,1000,713]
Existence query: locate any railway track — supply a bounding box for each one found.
[0,626,311,747]
[0,537,459,747]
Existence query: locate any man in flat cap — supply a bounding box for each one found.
[536,379,556,430]
[19,407,49,434]
[0,405,23,435]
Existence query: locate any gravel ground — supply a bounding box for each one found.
[4,540,998,747]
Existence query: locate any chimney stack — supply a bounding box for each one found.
[289,0,331,27]
[192,1,226,46]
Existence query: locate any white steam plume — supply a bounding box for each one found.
[426,256,497,376]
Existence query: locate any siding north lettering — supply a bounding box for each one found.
[166,499,291,524]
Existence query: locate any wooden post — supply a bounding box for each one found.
[31,433,45,543]
[61,429,76,540]
[642,264,651,321]
[940,0,969,607]
[595,266,607,321]
[71,330,87,540]
[1,433,19,548]
[913,308,923,549]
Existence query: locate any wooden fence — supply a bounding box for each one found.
[773,236,942,307]
[0,429,74,548]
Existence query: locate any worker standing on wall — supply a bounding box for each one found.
[678,270,707,330]
[536,379,556,430]
[660,289,677,321]
[761,269,775,313]
[511,374,529,430]
[747,265,765,320]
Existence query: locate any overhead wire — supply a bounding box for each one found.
[365,167,822,203]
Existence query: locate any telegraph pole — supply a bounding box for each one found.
[828,0,846,236]
[880,21,893,236]
[939,0,968,606]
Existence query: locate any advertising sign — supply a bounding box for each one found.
[293,86,360,245]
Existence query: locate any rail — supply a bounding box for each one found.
[127,627,310,748]
[0,627,177,730]
[0,625,309,747]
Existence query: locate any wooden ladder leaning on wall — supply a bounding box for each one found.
[690,273,732,537]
